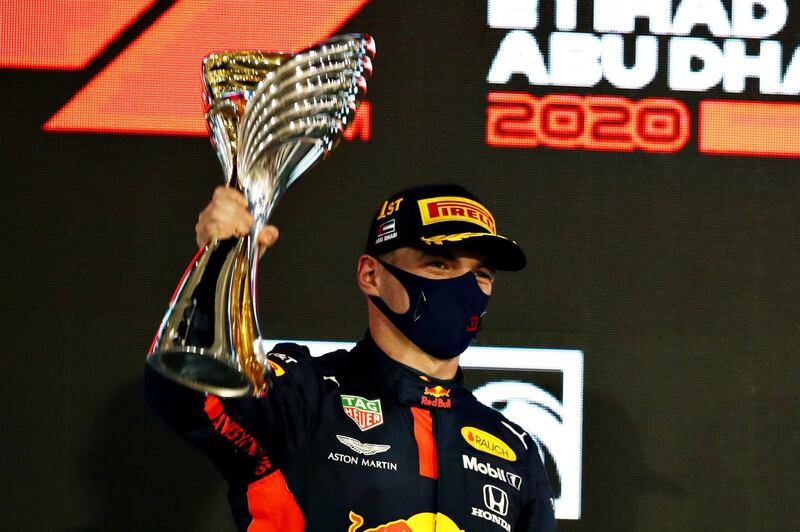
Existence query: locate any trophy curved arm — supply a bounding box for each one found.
[241,81,363,161]
[240,52,371,158]
[241,66,363,154]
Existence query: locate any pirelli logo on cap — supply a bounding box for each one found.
[418,197,496,234]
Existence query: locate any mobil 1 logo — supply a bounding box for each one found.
[463,454,522,491]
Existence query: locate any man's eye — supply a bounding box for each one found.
[430,261,447,269]
[475,270,494,281]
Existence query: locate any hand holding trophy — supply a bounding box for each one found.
[147,35,376,397]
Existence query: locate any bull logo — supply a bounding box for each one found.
[423,385,450,398]
[348,511,464,532]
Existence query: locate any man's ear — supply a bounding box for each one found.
[357,254,381,296]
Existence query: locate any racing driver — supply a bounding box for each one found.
[145,184,558,532]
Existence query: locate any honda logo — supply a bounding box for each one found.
[483,484,509,517]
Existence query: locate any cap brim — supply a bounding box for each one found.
[418,233,526,271]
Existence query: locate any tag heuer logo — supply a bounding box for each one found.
[341,394,384,431]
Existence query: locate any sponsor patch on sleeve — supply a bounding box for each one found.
[461,426,517,462]
[266,352,298,377]
[268,360,285,377]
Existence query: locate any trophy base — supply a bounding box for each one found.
[147,348,252,398]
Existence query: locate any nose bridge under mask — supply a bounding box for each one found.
[379,259,478,317]
[369,258,490,359]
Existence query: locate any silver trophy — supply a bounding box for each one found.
[147,34,375,397]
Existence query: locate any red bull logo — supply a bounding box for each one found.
[348,511,464,532]
[423,385,451,398]
[421,385,452,408]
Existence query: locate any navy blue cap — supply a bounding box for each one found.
[365,184,526,271]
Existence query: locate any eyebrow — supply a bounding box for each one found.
[420,249,456,262]
[422,249,496,273]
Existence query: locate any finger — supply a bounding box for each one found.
[198,209,244,241]
[196,218,230,246]
[257,225,280,249]
[213,185,248,209]
[195,220,207,248]
[205,201,253,236]
[197,187,252,244]
[230,211,254,236]
[209,194,249,221]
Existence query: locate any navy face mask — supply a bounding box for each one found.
[369,259,490,359]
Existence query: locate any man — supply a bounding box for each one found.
[146,184,558,532]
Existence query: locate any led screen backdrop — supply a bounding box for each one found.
[1,1,799,531]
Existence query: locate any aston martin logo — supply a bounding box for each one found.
[336,435,391,456]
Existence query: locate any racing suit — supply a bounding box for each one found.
[145,334,558,532]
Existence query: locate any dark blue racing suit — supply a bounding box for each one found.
[145,334,558,532]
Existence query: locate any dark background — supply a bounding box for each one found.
[2,1,799,530]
